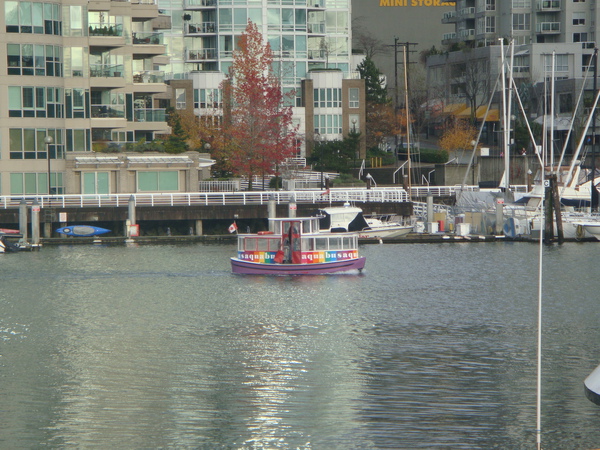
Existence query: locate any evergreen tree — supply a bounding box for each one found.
[165,107,189,154]
[357,57,389,104]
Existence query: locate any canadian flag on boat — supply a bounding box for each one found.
[228,222,238,233]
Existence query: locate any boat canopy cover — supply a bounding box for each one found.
[318,206,370,232]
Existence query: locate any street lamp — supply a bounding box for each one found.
[315,132,323,189]
[351,118,358,169]
[44,135,53,198]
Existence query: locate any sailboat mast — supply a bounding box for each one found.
[592,48,598,211]
[499,39,511,190]
[506,42,515,189]
[550,51,556,171]
[403,44,412,199]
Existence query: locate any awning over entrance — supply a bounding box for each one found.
[441,103,467,115]
[476,106,499,122]
[455,105,499,122]
[75,156,123,166]
[198,158,216,168]
[127,156,194,165]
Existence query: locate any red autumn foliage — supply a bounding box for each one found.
[219,21,300,188]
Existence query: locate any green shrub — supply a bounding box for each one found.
[366,147,395,166]
[418,148,449,163]
[331,173,365,187]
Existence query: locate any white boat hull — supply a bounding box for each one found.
[358,225,412,239]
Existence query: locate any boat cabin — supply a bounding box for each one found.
[317,204,370,233]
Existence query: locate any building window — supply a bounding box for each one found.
[512,0,531,7]
[349,88,359,108]
[513,55,530,73]
[8,86,64,118]
[5,1,61,35]
[573,12,586,26]
[10,172,62,195]
[313,88,342,108]
[486,0,496,10]
[66,129,89,152]
[137,171,179,192]
[175,89,186,110]
[65,88,88,118]
[544,54,569,72]
[485,16,495,33]
[195,88,222,109]
[314,114,342,135]
[512,13,531,31]
[83,172,109,195]
[9,128,64,160]
[68,5,83,36]
[6,43,62,76]
[573,32,589,43]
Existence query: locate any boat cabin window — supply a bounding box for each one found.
[315,237,328,250]
[329,236,342,250]
[343,236,353,249]
[301,237,315,251]
[239,236,279,252]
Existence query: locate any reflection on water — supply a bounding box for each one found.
[1,243,600,448]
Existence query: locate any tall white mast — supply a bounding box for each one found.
[550,51,556,170]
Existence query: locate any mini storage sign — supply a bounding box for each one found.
[379,0,455,6]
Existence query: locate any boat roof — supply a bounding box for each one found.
[268,216,322,222]
[319,202,362,214]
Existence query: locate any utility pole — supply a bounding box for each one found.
[387,38,418,112]
[386,39,418,177]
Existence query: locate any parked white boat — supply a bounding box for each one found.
[317,203,413,239]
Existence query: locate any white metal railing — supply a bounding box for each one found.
[0,186,482,210]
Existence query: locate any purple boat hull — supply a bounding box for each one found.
[231,256,366,275]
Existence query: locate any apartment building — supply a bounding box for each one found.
[1,1,365,197]
[428,0,600,148]
[0,0,182,196]
[160,0,366,160]
[442,0,599,48]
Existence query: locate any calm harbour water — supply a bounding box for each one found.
[2,241,600,449]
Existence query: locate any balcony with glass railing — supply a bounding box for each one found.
[91,104,126,119]
[536,22,560,33]
[307,49,326,60]
[307,23,326,34]
[134,108,166,122]
[186,48,217,61]
[186,22,216,34]
[442,32,457,44]
[133,70,165,83]
[442,10,457,24]
[537,0,560,11]
[89,23,124,37]
[458,29,475,39]
[90,64,125,78]
[459,7,475,18]
[184,0,216,8]
[132,31,163,45]
[307,0,325,8]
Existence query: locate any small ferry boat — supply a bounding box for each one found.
[231,216,366,275]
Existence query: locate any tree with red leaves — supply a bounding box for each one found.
[219,21,300,189]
